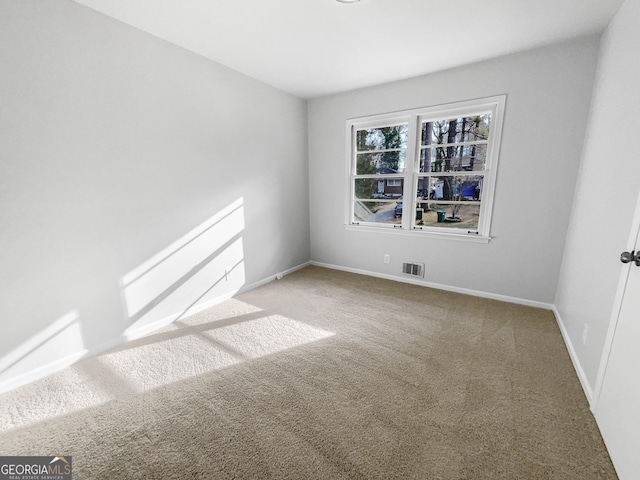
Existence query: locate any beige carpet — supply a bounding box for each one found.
[0,266,617,479]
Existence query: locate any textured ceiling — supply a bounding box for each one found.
[72,0,624,98]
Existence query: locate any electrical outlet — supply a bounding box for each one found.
[582,324,589,345]
[384,254,390,264]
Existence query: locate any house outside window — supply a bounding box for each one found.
[347,96,505,241]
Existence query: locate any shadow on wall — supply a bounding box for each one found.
[0,298,334,433]
[0,198,250,394]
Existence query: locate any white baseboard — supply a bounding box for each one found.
[239,261,311,293]
[0,351,90,395]
[0,261,311,395]
[551,306,594,405]
[310,261,554,310]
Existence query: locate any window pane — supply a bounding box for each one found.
[421,114,491,146]
[354,200,402,225]
[420,175,483,201]
[356,124,408,152]
[355,177,404,199]
[356,150,406,174]
[414,203,480,229]
[419,145,487,173]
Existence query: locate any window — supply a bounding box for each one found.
[347,96,505,241]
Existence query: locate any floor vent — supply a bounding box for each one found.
[402,262,424,278]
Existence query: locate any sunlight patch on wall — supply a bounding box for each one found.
[124,238,246,338]
[120,198,246,337]
[0,310,84,390]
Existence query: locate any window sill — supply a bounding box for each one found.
[345,224,491,243]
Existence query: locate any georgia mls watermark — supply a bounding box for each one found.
[0,456,72,480]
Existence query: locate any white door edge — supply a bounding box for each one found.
[592,187,640,412]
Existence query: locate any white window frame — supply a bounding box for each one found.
[345,95,506,243]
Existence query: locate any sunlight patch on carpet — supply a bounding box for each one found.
[99,335,240,392]
[0,299,333,433]
[0,365,112,433]
[203,314,334,358]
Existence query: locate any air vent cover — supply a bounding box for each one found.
[402,262,424,278]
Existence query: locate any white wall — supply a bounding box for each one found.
[0,0,309,391]
[555,0,640,396]
[308,37,600,304]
